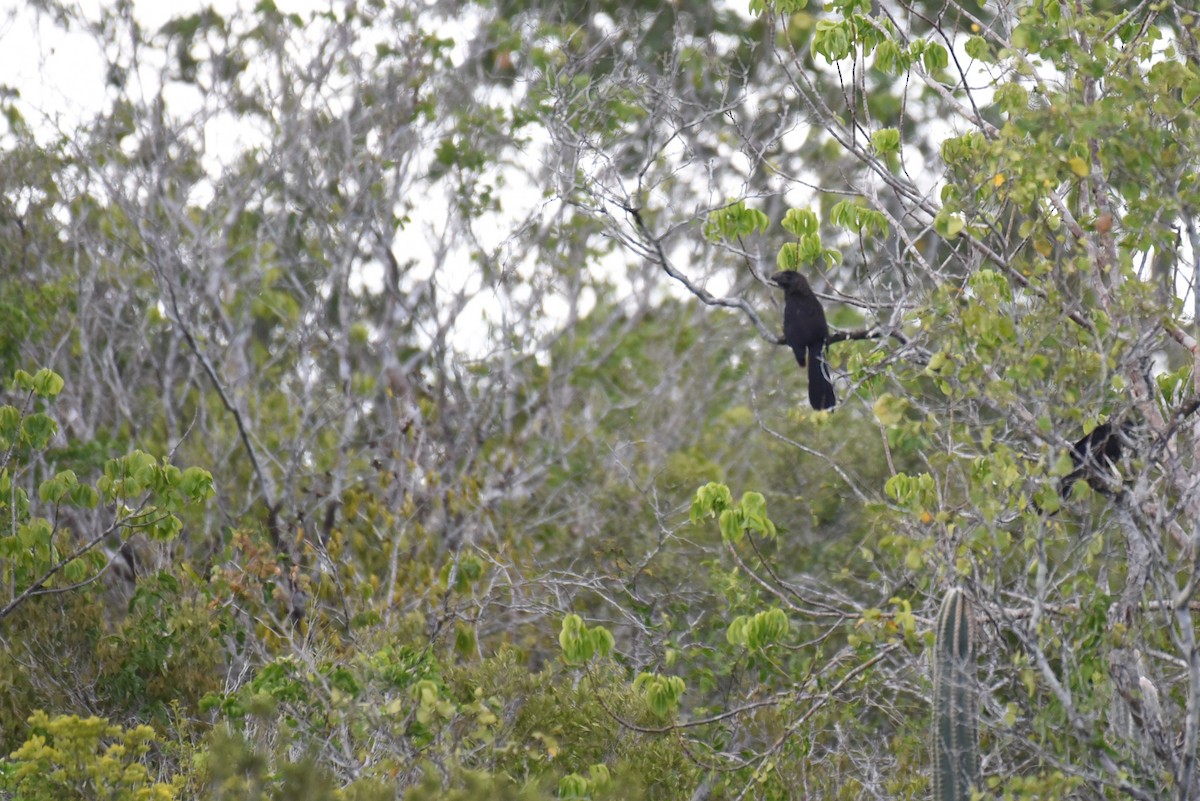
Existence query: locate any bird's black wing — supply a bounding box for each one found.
[1060,421,1124,498]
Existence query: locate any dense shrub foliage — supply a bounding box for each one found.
[2,1,1199,799]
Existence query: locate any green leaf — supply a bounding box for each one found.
[743,608,790,650]
[0,406,18,448]
[781,208,819,237]
[63,558,88,583]
[30,368,64,398]
[860,209,889,235]
[934,209,965,239]
[777,242,803,270]
[634,672,685,718]
[874,39,909,75]
[589,625,615,658]
[560,613,605,664]
[964,35,993,63]
[559,774,589,801]
[738,491,776,539]
[146,510,183,541]
[587,764,611,790]
[814,19,853,62]
[994,83,1028,114]
[67,484,99,509]
[39,470,78,504]
[727,616,748,646]
[1050,450,1076,478]
[718,508,744,544]
[871,128,900,155]
[704,201,771,242]
[922,42,949,72]
[690,482,733,521]
[873,393,908,426]
[134,453,158,484]
[557,613,613,664]
[20,414,58,449]
[11,369,34,392]
[797,233,824,264]
[18,517,52,550]
[830,200,858,229]
[1032,484,1061,514]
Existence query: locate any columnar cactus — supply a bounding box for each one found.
[932,588,980,801]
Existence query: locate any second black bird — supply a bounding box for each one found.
[771,270,836,410]
[1060,420,1128,498]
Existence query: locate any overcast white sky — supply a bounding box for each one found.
[0,0,584,352]
[2,2,101,131]
[0,0,328,136]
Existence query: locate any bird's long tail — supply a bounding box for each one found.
[807,345,836,410]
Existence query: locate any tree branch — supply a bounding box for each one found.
[625,205,779,343]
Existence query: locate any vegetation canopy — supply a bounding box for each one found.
[1,0,1199,799]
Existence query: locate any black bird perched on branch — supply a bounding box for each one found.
[770,270,836,410]
[1060,420,1129,498]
